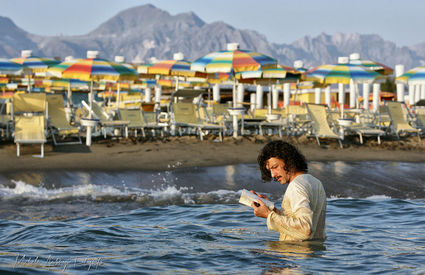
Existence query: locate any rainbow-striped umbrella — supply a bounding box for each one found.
[148,60,197,77]
[306,63,381,84]
[0,59,23,75]
[349,59,394,75]
[56,57,137,146]
[191,49,277,74]
[46,60,80,78]
[60,58,138,81]
[397,66,425,84]
[11,56,60,73]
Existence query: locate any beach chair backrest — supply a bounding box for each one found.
[172,102,200,124]
[119,109,145,127]
[386,102,412,131]
[14,115,45,141]
[287,105,307,115]
[47,94,70,128]
[90,101,110,121]
[143,112,157,124]
[306,104,337,137]
[197,105,209,122]
[212,103,229,116]
[254,109,268,119]
[13,93,46,113]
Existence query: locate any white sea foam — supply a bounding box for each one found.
[328,195,393,201]
[0,180,245,205]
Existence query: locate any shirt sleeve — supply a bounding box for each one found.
[266,182,314,240]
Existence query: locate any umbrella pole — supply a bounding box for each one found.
[232,79,238,138]
[27,74,31,93]
[268,85,272,115]
[86,80,93,146]
[67,81,72,108]
[116,81,121,112]
[208,86,211,108]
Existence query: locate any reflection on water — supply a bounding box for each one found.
[225,165,236,187]
[266,240,326,259]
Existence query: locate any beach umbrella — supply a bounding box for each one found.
[349,59,394,75]
[307,63,382,117]
[191,49,277,74]
[397,66,425,84]
[236,65,301,113]
[191,45,277,137]
[397,66,425,105]
[148,60,196,77]
[58,54,138,146]
[0,59,23,76]
[12,53,60,92]
[11,56,60,73]
[306,63,381,85]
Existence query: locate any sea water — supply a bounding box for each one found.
[0,161,424,274]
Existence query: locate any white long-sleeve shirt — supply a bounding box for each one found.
[266,174,326,241]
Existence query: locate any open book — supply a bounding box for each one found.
[239,189,275,211]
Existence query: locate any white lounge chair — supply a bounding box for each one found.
[82,100,130,138]
[12,93,47,157]
[171,102,224,141]
[386,101,421,141]
[306,103,343,148]
[118,108,166,137]
[47,94,82,145]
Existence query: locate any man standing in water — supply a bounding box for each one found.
[251,140,326,241]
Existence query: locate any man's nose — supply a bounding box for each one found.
[271,170,278,178]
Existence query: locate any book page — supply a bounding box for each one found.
[239,189,275,211]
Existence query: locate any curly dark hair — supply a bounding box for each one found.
[257,140,308,181]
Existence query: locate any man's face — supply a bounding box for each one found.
[266,157,290,185]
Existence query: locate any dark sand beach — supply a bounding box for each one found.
[1,135,424,173]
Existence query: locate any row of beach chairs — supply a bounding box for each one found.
[1,92,424,157]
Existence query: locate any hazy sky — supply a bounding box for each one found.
[0,0,423,46]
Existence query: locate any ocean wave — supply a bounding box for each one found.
[0,180,244,206]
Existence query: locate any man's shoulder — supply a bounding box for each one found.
[290,174,322,191]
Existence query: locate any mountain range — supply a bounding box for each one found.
[1,4,424,70]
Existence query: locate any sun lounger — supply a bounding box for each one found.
[12,93,47,157]
[171,102,224,141]
[118,109,166,137]
[386,101,421,140]
[286,105,311,135]
[344,114,385,144]
[46,94,82,145]
[0,99,11,139]
[415,108,425,134]
[305,103,343,148]
[82,100,130,138]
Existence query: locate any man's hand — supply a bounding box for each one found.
[251,199,270,218]
[250,190,270,201]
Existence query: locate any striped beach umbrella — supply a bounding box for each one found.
[59,57,137,146]
[11,56,60,73]
[60,58,138,81]
[235,65,301,83]
[46,60,80,78]
[349,59,394,75]
[397,66,425,84]
[306,63,381,84]
[0,59,23,75]
[191,49,277,74]
[148,60,197,77]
